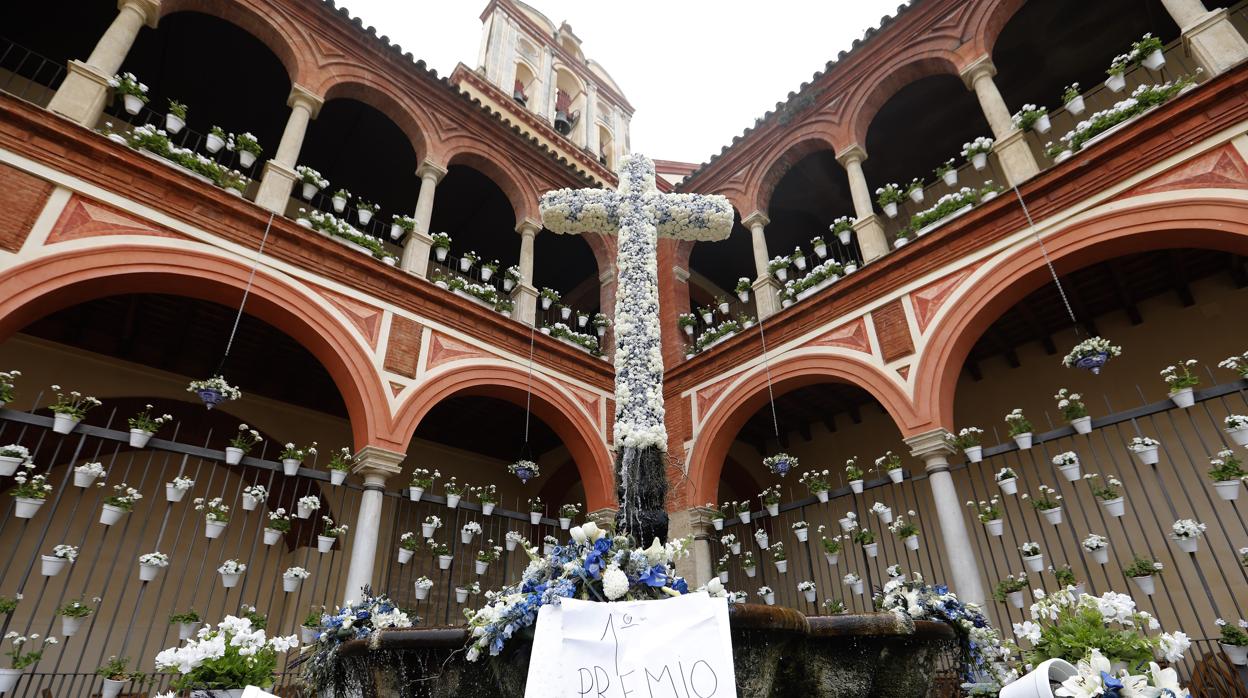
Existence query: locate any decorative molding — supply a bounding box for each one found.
[809,317,871,353]
[909,263,981,334]
[45,195,180,244]
[1134,144,1248,195]
[320,288,384,350]
[424,331,492,371]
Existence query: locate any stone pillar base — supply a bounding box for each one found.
[46,60,112,127]
[1184,9,1248,76]
[253,161,298,215]
[401,230,433,278]
[751,276,782,319]
[995,129,1040,186]
[512,283,539,326]
[853,215,889,262]
[669,506,716,588]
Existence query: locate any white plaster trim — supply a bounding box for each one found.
[416,325,433,381]
[19,185,72,253]
[375,310,394,369]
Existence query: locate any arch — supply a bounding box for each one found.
[159,0,310,86]
[316,72,432,164]
[392,362,615,510]
[753,134,840,214]
[514,60,538,107]
[842,54,965,149]
[685,351,921,505]
[444,147,540,223]
[965,0,1026,58]
[914,196,1248,431]
[0,243,392,451]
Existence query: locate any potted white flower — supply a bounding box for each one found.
[72,461,106,487]
[318,516,347,553]
[1105,53,1131,92]
[1019,541,1043,572]
[721,533,740,555]
[1219,351,1248,380]
[108,72,147,114]
[825,218,853,249]
[844,457,865,494]
[738,500,753,524]
[282,566,310,592]
[905,178,924,204]
[819,532,842,566]
[414,576,434,601]
[41,544,77,577]
[100,483,142,525]
[300,610,321,644]
[241,483,267,511]
[169,609,201,641]
[96,655,141,698]
[1054,388,1091,434]
[58,597,93,637]
[838,510,857,533]
[355,199,378,225]
[430,540,452,569]
[1129,436,1161,465]
[799,469,832,503]
[138,551,169,581]
[475,484,499,515]
[390,215,415,241]
[1133,33,1165,71]
[294,165,329,200]
[1124,555,1162,595]
[1005,408,1033,449]
[206,125,227,154]
[798,580,817,604]
[194,497,229,538]
[791,520,810,543]
[1051,451,1081,482]
[1170,518,1206,554]
[330,188,351,214]
[995,467,1019,495]
[127,404,171,448]
[296,495,320,519]
[0,632,56,694]
[559,502,581,529]
[843,573,863,595]
[1208,449,1245,501]
[0,442,28,478]
[445,477,466,509]
[9,465,51,518]
[476,543,501,575]
[870,501,893,524]
[767,255,791,281]
[994,573,1028,609]
[1062,82,1085,115]
[934,159,958,188]
[854,529,877,558]
[408,468,438,501]
[421,515,442,539]
[224,424,262,466]
[961,136,994,170]
[153,614,298,695]
[461,520,481,545]
[528,496,544,524]
[875,183,903,219]
[1225,414,1248,448]
[164,99,188,133]
[947,426,984,463]
[1215,618,1248,666]
[1081,533,1109,565]
[264,509,290,545]
[47,384,101,434]
[505,530,523,552]
[757,585,775,605]
[166,475,193,503]
[218,558,246,587]
[753,527,769,550]
[741,551,757,577]
[279,441,317,476]
[1024,484,1063,525]
[397,532,420,564]
[967,498,1004,536]
[759,486,781,517]
[1160,359,1200,408]
[324,446,352,485]
[228,132,263,168]
[1062,336,1122,374]
[771,542,788,573]
[890,514,920,551]
[1085,474,1125,517]
[876,451,904,483]
[1011,104,1051,134]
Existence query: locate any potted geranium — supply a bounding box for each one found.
[325,446,352,486]
[767,255,791,281]
[72,460,105,487]
[397,531,420,564]
[128,404,171,448]
[893,229,912,249]
[458,250,480,274]
[356,199,378,225]
[461,520,481,545]
[824,218,852,249]
[843,573,863,595]
[170,610,201,640]
[1129,436,1161,465]
[875,183,903,218]
[47,384,101,434]
[838,510,857,533]
[218,559,246,588]
[1054,388,1091,434]
[1216,618,1248,666]
[797,580,817,604]
[41,544,77,577]
[300,609,321,643]
[1081,533,1109,565]
[559,502,581,529]
[889,514,920,550]
[995,573,1028,609]
[165,99,188,133]
[475,543,501,575]
[388,215,415,241]
[1063,336,1123,375]
[329,188,352,214]
[771,541,787,573]
[904,178,925,204]
[108,72,147,114]
[154,614,298,696]
[1105,53,1131,92]
[1005,408,1033,449]
[279,441,317,476]
[9,464,51,518]
[527,496,544,524]
[241,483,267,511]
[296,494,319,519]
[502,264,523,292]
[1020,541,1044,572]
[753,527,769,550]
[58,597,93,637]
[475,484,498,515]
[138,551,169,582]
[819,531,842,566]
[1218,351,1248,379]
[871,501,893,524]
[421,514,442,539]
[752,585,774,605]
[206,125,228,153]
[539,287,560,312]
[996,466,1019,495]
[741,550,756,577]
[592,313,610,338]
[318,517,347,553]
[1160,359,1200,408]
[414,576,435,601]
[1133,33,1165,70]
[97,656,143,698]
[409,467,439,501]
[295,165,329,200]
[282,566,310,593]
[799,469,831,503]
[721,532,740,555]
[1051,451,1081,482]
[758,486,782,517]
[1225,414,1248,448]
[854,529,878,558]
[263,508,290,545]
[967,498,1004,536]
[961,136,994,170]
[165,475,193,503]
[1208,449,1245,501]
[1063,82,1085,115]
[0,631,56,693]
[224,424,262,465]
[1170,518,1206,553]
[1085,474,1125,517]
[431,540,452,570]
[504,529,524,552]
[844,457,865,494]
[0,442,28,478]
[791,520,810,543]
[677,313,697,337]
[186,374,241,409]
[229,132,262,168]
[876,451,904,483]
[430,232,452,262]
[1124,556,1163,595]
[1012,104,1051,134]
[947,426,984,462]
[931,159,957,188]
[100,483,142,526]
[445,477,466,509]
[193,497,229,538]
[1025,484,1064,525]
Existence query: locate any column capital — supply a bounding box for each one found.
[516,218,542,237]
[119,0,162,29]
[959,55,997,89]
[416,158,449,183]
[287,84,325,118]
[904,428,956,463]
[598,263,616,284]
[352,445,405,481]
[835,143,868,166]
[587,507,617,529]
[672,266,691,283]
[741,210,769,229]
[685,505,719,539]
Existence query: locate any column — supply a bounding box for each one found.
[253,85,325,213]
[511,219,541,324]
[905,429,989,614]
[741,211,781,319]
[585,84,600,155]
[47,0,161,126]
[960,56,1040,186]
[834,145,890,262]
[669,506,716,588]
[342,446,405,604]
[1160,0,1248,75]
[400,159,448,277]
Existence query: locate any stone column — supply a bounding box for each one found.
[253,85,325,214]
[960,56,1040,186]
[47,0,161,126]
[585,84,600,155]
[835,145,890,262]
[1160,0,1248,75]
[905,429,989,614]
[669,506,716,587]
[512,219,541,324]
[342,446,405,604]
[400,159,448,277]
[741,211,781,319]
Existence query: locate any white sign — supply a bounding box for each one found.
[525,592,736,698]
[241,688,279,698]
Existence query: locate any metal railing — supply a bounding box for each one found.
[0,37,64,108]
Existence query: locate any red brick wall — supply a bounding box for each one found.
[384,315,423,378]
[0,163,51,252]
[872,299,914,363]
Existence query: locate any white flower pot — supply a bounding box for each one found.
[1132,446,1159,466]
[710,518,724,532]
[447,494,461,509]
[956,447,980,465]
[1175,537,1198,554]
[838,517,854,533]
[763,592,775,605]
[794,528,809,543]
[1007,590,1025,609]
[41,555,69,577]
[438,554,453,570]
[220,572,241,588]
[317,535,335,553]
[238,150,257,168]
[206,133,226,153]
[1070,416,1092,435]
[701,313,714,324]
[837,229,854,246]
[793,258,808,273]
[774,559,788,573]
[715,571,728,584]
[1057,463,1081,482]
[902,535,919,551]
[100,503,127,526]
[1105,73,1126,93]
[283,576,302,592]
[815,490,829,504]
[474,560,489,575]
[1214,480,1241,501]
[406,486,426,503]
[62,615,83,637]
[461,530,475,545]
[941,169,958,187]
[282,458,300,476]
[877,508,893,524]
[766,504,779,517]
[480,267,496,283]
[864,542,879,558]
[120,92,145,115]
[999,658,1078,698]
[882,202,898,219]
[166,484,187,502]
[824,552,839,567]
[301,182,318,200]
[851,581,864,595]
[984,519,1004,537]
[1012,432,1033,450]
[301,626,318,644]
[1088,546,1108,565]
[1100,496,1125,518]
[1054,150,1073,163]
[1130,575,1155,596]
[0,456,21,478]
[422,523,439,538]
[530,511,542,524]
[297,503,314,519]
[893,238,909,249]
[730,543,741,555]
[1033,113,1052,134]
[559,517,572,529]
[263,528,281,545]
[224,447,244,465]
[458,258,473,273]
[483,503,495,516]
[397,547,416,565]
[1169,387,1195,409]
[745,565,756,578]
[127,428,154,448]
[1142,49,1165,71]
[330,196,347,213]
[887,468,904,484]
[908,188,924,205]
[971,152,988,170]
[323,468,346,486]
[1222,643,1248,666]
[204,519,227,539]
[358,209,373,225]
[803,589,817,603]
[1066,95,1086,115]
[13,497,44,519]
[756,534,769,549]
[1040,507,1063,525]
[849,479,864,494]
[414,585,431,601]
[73,470,97,487]
[1022,553,1044,573]
[739,511,752,524]
[1226,426,1248,447]
[164,113,185,134]
[455,588,468,603]
[0,668,21,694]
[505,537,518,551]
[139,563,162,582]
[242,494,259,511]
[178,622,200,640]
[102,678,127,698]
[998,477,1018,495]
[52,413,80,434]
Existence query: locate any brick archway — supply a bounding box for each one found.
[159,0,312,86]
[684,351,920,505]
[749,133,840,214]
[392,362,615,511]
[0,243,392,451]
[913,196,1248,432]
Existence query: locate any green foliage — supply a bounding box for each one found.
[1025,604,1155,668]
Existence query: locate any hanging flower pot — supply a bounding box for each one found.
[1131,445,1160,466]
[1057,462,1081,482]
[178,622,201,641]
[1066,95,1086,115]
[357,209,374,226]
[297,502,314,519]
[766,504,779,518]
[263,528,281,546]
[220,571,241,588]
[407,486,427,503]
[238,150,257,169]
[970,152,988,171]
[1022,553,1044,573]
[317,535,335,553]
[14,497,44,519]
[984,519,1003,537]
[965,445,983,463]
[61,615,84,637]
[1071,416,1092,435]
[823,552,838,567]
[300,626,318,644]
[331,195,348,213]
[755,533,769,549]
[128,429,154,448]
[1222,643,1248,666]
[40,555,69,577]
[1105,73,1127,93]
[886,468,903,484]
[1169,387,1195,409]
[461,529,475,545]
[433,246,449,263]
[204,520,227,539]
[102,678,128,698]
[0,669,22,694]
[166,484,187,503]
[1174,537,1199,554]
[447,493,461,509]
[837,516,853,532]
[1142,49,1165,71]
[558,516,572,530]
[196,387,226,409]
[476,560,489,575]
[283,576,302,593]
[206,132,226,153]
[120,93,145,115]
[849,479,864,494]
[941,169,959,187]
[814,490,829,504]
[794,528,808,543]
[1099,496,1126,518]
[529,511,542,525]
[904,535,919,551]
[282,458,300,476]
[1225,423,1248,447]
[138,563,162,582]
[438,554,453,570]
[774,559,787,574]
[882,202,898,219]
[1007,590,1025,609]
[242,494,259,511]
[52,413,81,434]
[893,237,909,249]
[164,113,185,134]
[999,658,1079,698]
[421,522,437,538]
[99,504,127,526]
[744,565,756,578]
[908,188,924,205]
[224,447,244,465]
[1012,432,1033,450]
[328,469,346,486]
[1130,574,1155,596]
[876,507,893,524]
[73,470,99,488]
[863,542,878,558]
[398,548,415,565]
[1040,507,1063,526]
[1214,480,1241,501]
[455,587,469,604]
[301,182,318,200]
[850,580,864,595]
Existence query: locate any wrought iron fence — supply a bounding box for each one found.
[0,36,64,107]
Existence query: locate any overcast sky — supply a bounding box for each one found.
[342,1,905,165]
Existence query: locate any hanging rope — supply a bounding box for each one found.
[522,320,536,448]
[755,305,782,441]
[217,212,276,375]
[1010,185,1080,332]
